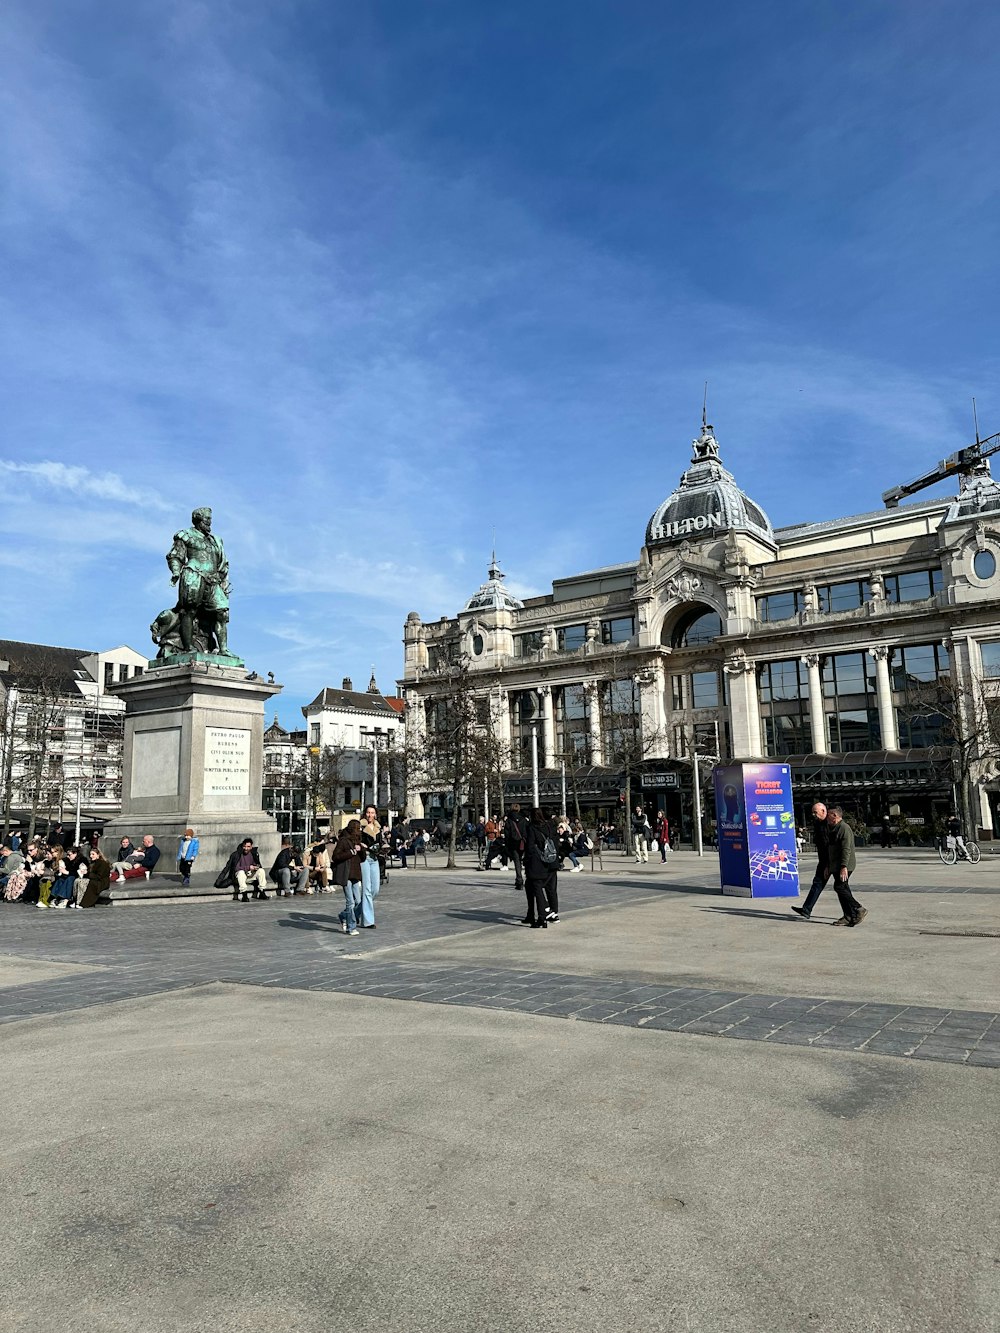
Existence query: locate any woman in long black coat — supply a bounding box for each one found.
[80,849,111,908]
[522,807,558,929]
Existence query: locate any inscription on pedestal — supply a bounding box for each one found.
[204,727,251,797]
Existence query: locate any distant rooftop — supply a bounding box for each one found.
[774,494,952,540]
[0,639,96,694]
[303,687,401,718]
[553,560,638,583]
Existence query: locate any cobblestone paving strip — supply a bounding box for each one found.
[207,961,998,1067]
[1,863,998,1066]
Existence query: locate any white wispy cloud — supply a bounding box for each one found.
[0,460,173,510]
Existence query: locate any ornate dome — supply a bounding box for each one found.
[464,555,523,613]
[646,422,775,548]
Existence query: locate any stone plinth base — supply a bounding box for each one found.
[103,661,282,875]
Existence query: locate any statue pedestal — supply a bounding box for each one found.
[101,662,282,885]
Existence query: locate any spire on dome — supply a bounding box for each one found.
[646,417,774,548]
[463,551,524,613]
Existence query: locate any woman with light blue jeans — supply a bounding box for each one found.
[332,821,364,937]
[358,806,381,928]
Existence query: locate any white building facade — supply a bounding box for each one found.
[0,640,148,835]
[400,423,1000,840]
[262,675,407,838]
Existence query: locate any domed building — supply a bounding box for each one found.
[645,421,775,550]
[401,418,1000,842]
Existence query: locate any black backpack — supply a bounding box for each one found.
[539,833,558,866]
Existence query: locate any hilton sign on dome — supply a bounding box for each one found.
[652,511,724,542]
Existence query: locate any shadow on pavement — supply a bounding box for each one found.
[444,908,524,926]
[696,905,805,923]
[277,913,343,933]
[600,877,721,897]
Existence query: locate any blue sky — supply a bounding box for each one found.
[2,1,998,722]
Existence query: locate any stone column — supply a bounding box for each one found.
[868,646,898,750]
[801,653,827,755]
[724,651,762,758]
[496,686,511,747]
[539,685,555,768]
[636,663,668,759]
[587,681,603,766]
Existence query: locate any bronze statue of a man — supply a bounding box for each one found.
[165,506,231,655]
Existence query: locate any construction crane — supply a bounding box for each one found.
[882,428,1000,508]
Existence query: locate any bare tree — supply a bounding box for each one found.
[898,670,1000,835]
[419,655,487,869]
[558,737,589,823]
[5,668,76,841]
[597,661,669,853]
[463,691,511,820]
[317,742,349,818]
[0,689,18,842]
[385,742,407,816]
[295,743,351,837]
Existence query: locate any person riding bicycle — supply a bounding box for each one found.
[946,812,968,860]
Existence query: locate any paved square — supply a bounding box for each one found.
[2,847,998,1331]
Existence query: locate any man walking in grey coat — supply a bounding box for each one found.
[826,806,867,927]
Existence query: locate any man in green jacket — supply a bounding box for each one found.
[826,806,867,927]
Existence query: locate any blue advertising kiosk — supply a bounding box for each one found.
[713,762,799,897]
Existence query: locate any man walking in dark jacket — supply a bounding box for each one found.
[791,801,832,921]
[505,804,528,894]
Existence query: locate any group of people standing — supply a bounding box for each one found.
[630,806,673,864]
[481,811,591,875]
[213,807,386,932]
[500,804,561,930]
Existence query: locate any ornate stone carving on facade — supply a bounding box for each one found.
[663,571,703,602]
[799,652,821,668]
[868,645,891,662]
[802,582,818,614]
[975,521,988,552]
[636,545,653,591]
[723,648,755,676]
[722,534,755,586]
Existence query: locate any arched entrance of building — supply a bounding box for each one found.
[657,601,729,844]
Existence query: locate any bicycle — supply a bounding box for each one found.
[936,836,981,866]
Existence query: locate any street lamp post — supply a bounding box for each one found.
[690,747,721,857]
[692,752,704,857]
[530,722,540,808]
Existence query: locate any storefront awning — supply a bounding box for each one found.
[787,749,952,789]
[503,767,625,802]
